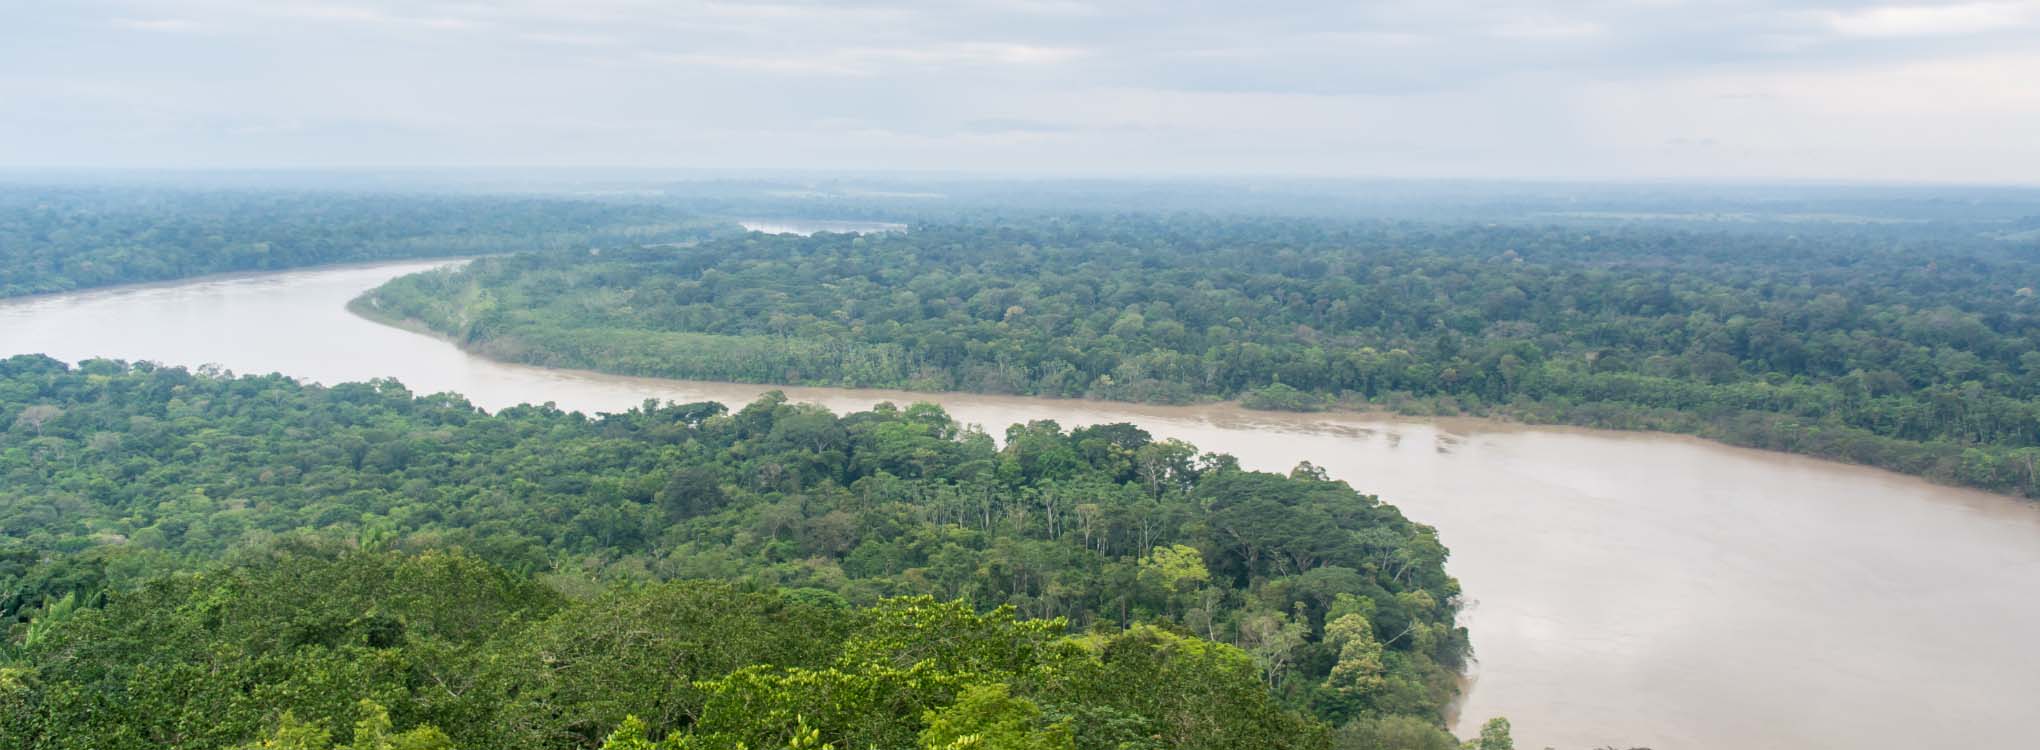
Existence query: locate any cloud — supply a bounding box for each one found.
[964,0,1101,16]
[1574,50,2040,181]
[112,18,205,33]
[645,42,1086,76]
[1487,17,1606,41]
[1818,2,2040,38]
[516,32,620,47]
[645,51,863,76]
[271,4,478,31]
[7,0,2040,181]
[872,42,1087,66]
[961,117,1075,133]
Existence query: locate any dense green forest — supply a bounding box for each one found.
[0,187,711,298]
[0,356,1473,748]
[360,216,2040,496]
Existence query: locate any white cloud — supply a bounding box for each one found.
[644,51,863,76]
[1488,18,1606,41]
[8,0,2040,180]
[516,31,620,47]
[1819,2,2040,38]
[646,42,1085,76]
[960,0,1102,16]
[273,4,479,31]
[1577,51,2040,181]
[112,17,205,33]
[870,42,1087,66]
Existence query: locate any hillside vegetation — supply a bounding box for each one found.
[0,356,1470,748]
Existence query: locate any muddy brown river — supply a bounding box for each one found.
[4,261,2037,749]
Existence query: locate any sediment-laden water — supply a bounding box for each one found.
[5,261,2037,749]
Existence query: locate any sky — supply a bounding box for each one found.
[3,1,2039,183]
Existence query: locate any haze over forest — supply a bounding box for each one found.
[6,0,2040,182]
[6,3,2040,750]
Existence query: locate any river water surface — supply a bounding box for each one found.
[738,219,908,235]
[4,261,2038,750]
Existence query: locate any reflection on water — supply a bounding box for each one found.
[737,219,908,236]
[5,261,2039,750]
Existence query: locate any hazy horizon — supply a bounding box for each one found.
[8,165,2040,189]
[6,2,2040,184]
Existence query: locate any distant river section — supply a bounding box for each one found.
[738,219,907,235]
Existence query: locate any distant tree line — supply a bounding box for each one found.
[0,187,713,298]
[361,216,2040,496]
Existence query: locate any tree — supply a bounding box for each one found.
[1133,439,1198,496]
[0,365,1468,748]
[918,684,1073,750]
[1323,610,1387,702]
[1336,715,1459,750]
[345,701,455,750]
[12,404,61,436]
[656,467,727,520]
[339,213,2040,498]
[597,716,673,750]
[1463,717,1513,750]
[235,713,332,750]
[1139,544,1211,594]
[1237,609,1309,688]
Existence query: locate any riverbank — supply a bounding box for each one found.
[21,253,2013,501]
[8,259,2038,750]
[351,290,2035,504]
[0,256,489,307]
[353,217,2040,499]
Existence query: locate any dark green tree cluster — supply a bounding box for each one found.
[0,186,711,298]
[0,548,1328,750]
[360,216,2040,495]
[0,356,1468,747]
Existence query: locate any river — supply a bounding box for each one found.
[738,219,908,235]
[3,260,2037,749]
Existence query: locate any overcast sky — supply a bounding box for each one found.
[4,1,2038,182]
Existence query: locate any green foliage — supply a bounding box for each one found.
[595,716,671,750]
[500,583,849,742]
[6,547,556,750]
[0,360,1467,748]
[1242,383,1328,412]
[919,684,1072,750]
[347,701,456,750]
[0,187,714,298]
[362,216,2040,496]
[1140,544,1211,593]
[686,598,1064,749]
[1462,718,1513,750]
[1322,610,1387,712]
[2,549,1341,750]
[1062,625,1330,750]
[1334,714,1460,750]
[235,712,333,750]
[231,702,454,750]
